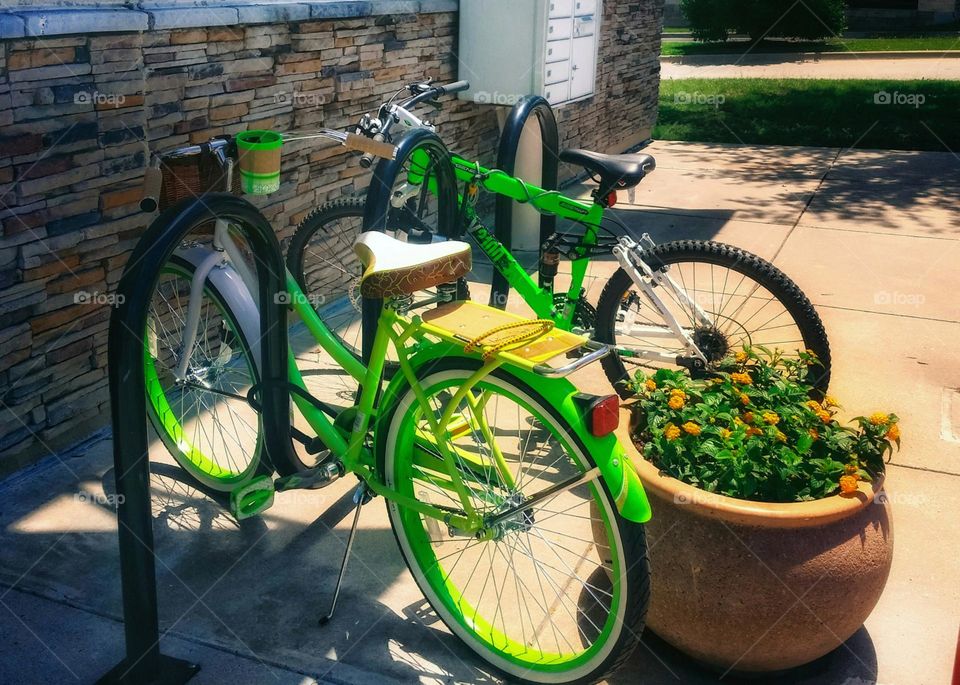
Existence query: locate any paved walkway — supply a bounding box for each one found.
[662,54,960,79]
[2,141,959,684]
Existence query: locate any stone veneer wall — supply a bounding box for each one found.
[0,1,663,475]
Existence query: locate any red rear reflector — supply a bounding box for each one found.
[606,191,618,207]
[589,395,620,437]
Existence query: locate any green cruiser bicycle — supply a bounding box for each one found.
[287,81,831,397]
[140,132,651,683]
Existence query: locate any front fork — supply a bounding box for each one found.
[172,218,257,382]
[611,234,713,366]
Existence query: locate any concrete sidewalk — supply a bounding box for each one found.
[1,141,959,684]
[661,54,960,79]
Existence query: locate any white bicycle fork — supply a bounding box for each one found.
[611,234,713,366]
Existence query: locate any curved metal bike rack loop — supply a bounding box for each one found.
[491,95,560,310]
[100,194,289,684]
[361,128,459,363]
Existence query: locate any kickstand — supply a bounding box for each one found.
[319,483,370,625]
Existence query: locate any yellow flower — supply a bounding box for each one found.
[664,423,681,441]
[735,350,748,363]
[839,474,860,495]
[730,372,752,386]
[808,428,819,440]
[885,423,901,442]
[682,421,701,436]
[824,395,839,408]
[733,417,744,426]
[746,426,763,437]
[739,393,750,406]
[720,428,732,440]
[669,388,687,398]
[869,412,890,426]
[805,400,822,412]
[775,430,787,443]
[742,411,755,424]
[762,412,780,425]
[817,410,832,424]
[668,395,685,410]
[644,378,657,392]
[844,463,859,475]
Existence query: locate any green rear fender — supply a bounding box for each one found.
[376,343,652,524]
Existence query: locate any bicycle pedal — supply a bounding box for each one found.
[229,475,275,520]
[275,461,343,492]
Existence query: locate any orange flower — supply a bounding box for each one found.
[746,426,763,437]
[869,412,890,426]
[739,393,750,406]
[808,428,819,440]
[762,412,780,425]
[818,410,832,424]
[682,421,701,436]
[670,388,687,398]
[839,474,860,494]
[844,463,859,475]
[644,378,657,392]
[805,400,822,412]
[668,395,685,410]
[664,423,681,441]
[731,372,752,385]
[742,411,755,424]
[885,423,900,441]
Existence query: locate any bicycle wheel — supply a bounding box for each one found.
[380,360,649,684]
[286,196,468,364]
[144,254,268,491]
[595,240,831,398]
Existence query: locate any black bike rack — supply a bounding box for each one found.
[490,95,561,310]
[99,194,290,684]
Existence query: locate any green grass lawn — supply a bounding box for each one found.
[662,36,960,56]
[654,79,960,151]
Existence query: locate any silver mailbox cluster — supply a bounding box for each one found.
[458,0,602,107]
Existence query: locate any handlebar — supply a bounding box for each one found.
[356,79,470,168]
[359,132,387,169]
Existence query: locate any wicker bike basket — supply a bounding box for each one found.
[157,142,242,211]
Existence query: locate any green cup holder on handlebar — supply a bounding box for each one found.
[236,130,283,195]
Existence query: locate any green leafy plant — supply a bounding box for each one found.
[628,347,900,503]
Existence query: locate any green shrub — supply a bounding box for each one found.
[680,0,732,42]
[628,347,899,503]
[680,0,847,42]
[732,0,847,41]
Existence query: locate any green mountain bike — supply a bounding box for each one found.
[139,132,652,684]
[287,81,831,397]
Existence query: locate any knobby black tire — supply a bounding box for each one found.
[595,240,831,399]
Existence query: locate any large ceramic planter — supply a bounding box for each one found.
[629,450,894,673]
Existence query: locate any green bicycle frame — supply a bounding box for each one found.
[282,271,651,528]
[407,149,606,329]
